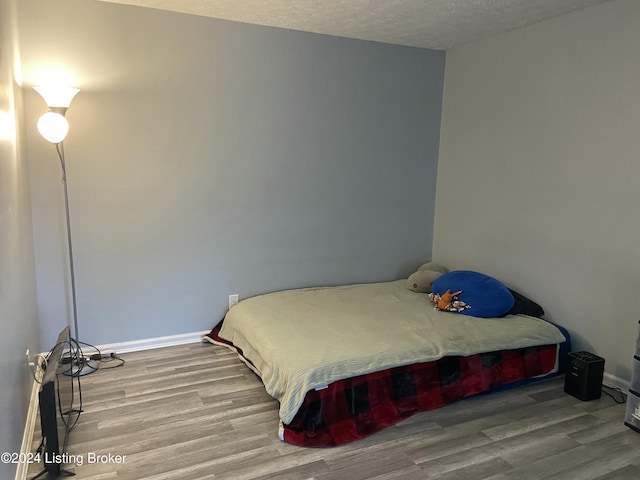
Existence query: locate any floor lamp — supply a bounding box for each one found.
[34,86,97,376]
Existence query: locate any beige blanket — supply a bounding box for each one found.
[217,280,566,424]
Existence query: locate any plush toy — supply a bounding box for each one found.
[417,262,448,275]
[429,289,471,312]
[407,262,448,293]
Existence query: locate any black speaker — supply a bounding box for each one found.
[564,351,605,401]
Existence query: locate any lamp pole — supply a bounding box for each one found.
[56,142,80,342]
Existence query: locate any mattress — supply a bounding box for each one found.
[205,280,567,445]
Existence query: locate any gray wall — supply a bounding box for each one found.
[18,0,445,347]
[434,0,640,382]
[0,0,41,476]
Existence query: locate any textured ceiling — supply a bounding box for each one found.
[98,0,610,49]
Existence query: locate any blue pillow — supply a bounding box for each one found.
[431,270,514,318]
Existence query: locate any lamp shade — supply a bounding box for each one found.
[34,86,80,109]
[37,112,69,143]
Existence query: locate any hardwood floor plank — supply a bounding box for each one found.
[406,431,495,465]
[320,447,418,480]
[252,459,330,480]
[480,404,589,441]
[594,464,640,480]
[498,434,583,468]
[430,456,513,480]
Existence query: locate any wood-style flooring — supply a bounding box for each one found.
[27,342,640,480]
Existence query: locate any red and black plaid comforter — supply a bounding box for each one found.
[207,325,559,447]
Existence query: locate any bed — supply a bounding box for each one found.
[204,279,569,447]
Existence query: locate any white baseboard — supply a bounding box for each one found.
[16,358,45,480]
[92,330,210,355]
[603,372,631,394]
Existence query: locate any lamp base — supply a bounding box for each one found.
[62,357,99,377]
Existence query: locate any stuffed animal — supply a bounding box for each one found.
[417,262,448,275]
[436,289,461,310]
[407,262,448,293]
[429,289,471,312]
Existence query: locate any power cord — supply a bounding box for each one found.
[59,339,126,374]
[29,354,48,384]
[58,339,83,431]
[602,385,626,404]
[77,340,126,369]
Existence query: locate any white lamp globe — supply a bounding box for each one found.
[37,112,69,144]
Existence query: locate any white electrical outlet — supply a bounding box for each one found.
[229,294,239,309]
[26,349,36,372]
